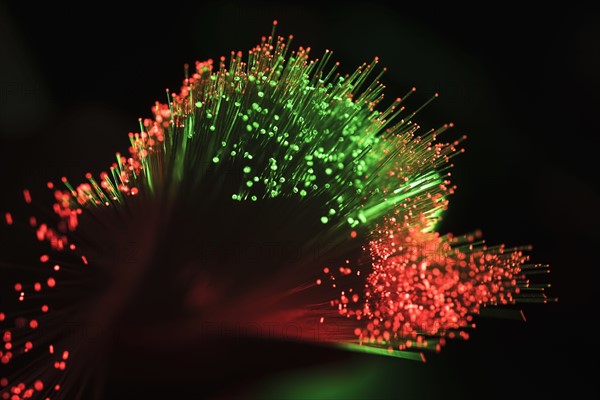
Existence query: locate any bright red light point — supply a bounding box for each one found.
[23,190,32,204]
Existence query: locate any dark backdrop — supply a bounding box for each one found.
[1,1,597,398]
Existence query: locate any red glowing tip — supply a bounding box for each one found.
[23,189,32,204]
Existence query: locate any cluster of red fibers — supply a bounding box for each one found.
[330,215,527,352]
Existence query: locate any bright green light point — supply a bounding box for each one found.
[321,216,329,224]
[212,157,219,163]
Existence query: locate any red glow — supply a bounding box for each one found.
[23,190,31,204]
[329,215,528,351]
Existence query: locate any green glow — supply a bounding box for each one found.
[334,342,425,361]
[67,29,456,287]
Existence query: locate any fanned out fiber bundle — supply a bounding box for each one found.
[0,23,551,398]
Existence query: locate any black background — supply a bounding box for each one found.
[1,1,598,399]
